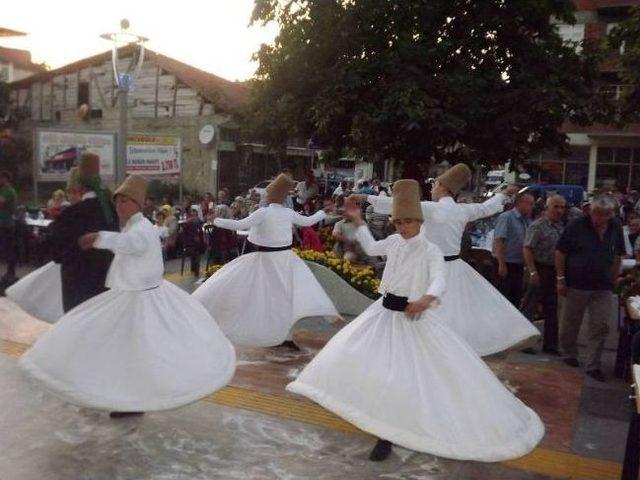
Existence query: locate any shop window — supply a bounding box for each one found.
[597,147,614,163]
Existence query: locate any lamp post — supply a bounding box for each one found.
[100,19,148,185]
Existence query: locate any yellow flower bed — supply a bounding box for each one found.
[204,249,381,300]
[318,225,336,250]
[204,263,224,278]
[293,248,381,299]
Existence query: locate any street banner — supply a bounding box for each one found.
[126,134,181,176]
[35,129,116,182]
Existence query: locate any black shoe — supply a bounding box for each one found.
[369,439,392,462]
[109,411,144,419]
[563,357,579,368]
[278,340,301,351]
[586,369,606,383]
[520,347,537,355]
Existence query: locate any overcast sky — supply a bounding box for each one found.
[1,0,278,81]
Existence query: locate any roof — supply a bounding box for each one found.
[9,44,249,112]
[0,27,26,37]
[0,47,45,72]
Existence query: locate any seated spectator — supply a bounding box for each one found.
[301,226,323,252]
[627,218,640,258]
[180,207,205,277]
[231,196,249,219]
[206,204,238,265]
[160,204,179,258]
[46,189,68,219]
[154,211,169,258]
[332,180,349,199]
[217,189,231,206]
[142,197,157,222]
[365,202,389,240]
[358,180,375,196]
[201,192,214,218]
[332,214,366,262]
[295,171,319,211]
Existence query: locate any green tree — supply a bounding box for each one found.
[248,0,611,176]
[608,6,640,123]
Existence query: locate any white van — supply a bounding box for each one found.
[485,170,505,189]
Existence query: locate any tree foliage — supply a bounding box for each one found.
[247,0,611,174]
[0,81,10,119]
[608,6,640,123]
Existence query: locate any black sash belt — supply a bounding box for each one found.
[444,255,460,262]
[251,242,292,252]
[382,293,409,312]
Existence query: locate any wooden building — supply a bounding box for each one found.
[8,45,314,197]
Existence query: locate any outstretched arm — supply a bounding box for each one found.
[82,228,150,255]
[292,210,326,227]
[461,193,506,222]
[365,194,436,220]
[355,224,392,257]
[213,208,266,231]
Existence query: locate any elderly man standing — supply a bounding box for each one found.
[493,192,535,308]
[522,195,566,355]
[555,195,625,382]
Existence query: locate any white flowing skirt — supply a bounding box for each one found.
[287,299,544,462]
[6,261,63,324]
[20,281,236,412]
[433,259,539,356]
[193,250,339,347]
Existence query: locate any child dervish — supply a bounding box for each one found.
[354,164,539,356]
[287,179,544,462]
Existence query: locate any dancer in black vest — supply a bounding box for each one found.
[49,153,118,312]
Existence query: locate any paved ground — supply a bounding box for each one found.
[0,258,632,479]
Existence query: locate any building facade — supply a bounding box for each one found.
[6,46,315,198]
[544,0,640,192]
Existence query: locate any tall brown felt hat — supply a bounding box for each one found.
[391,179,423,221]
[113,175,147,208]
[266,173,296,204]
[78,152,100,181]
[66,167,81,190]
[436,163,471,195]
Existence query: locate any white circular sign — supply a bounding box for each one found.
[199,124,215,144]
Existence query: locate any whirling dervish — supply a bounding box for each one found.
[21,175,236,417]
[288,179,545,462]
[356,164,539,355]
[193,173,339,349]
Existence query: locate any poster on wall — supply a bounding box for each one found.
[126,134,181,176]
[35,129,116,182]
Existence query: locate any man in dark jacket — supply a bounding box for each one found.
[49,153,118,311]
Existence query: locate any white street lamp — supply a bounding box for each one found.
[100,19,148,185]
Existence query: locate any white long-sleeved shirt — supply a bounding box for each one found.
[213,203,326,248]
[94,212,164,291]
[367,194,506,256]
[355,225,446,301]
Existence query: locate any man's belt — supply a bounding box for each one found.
[251,242,292,252]
[382,293,409,312]
[444,255,460,262]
